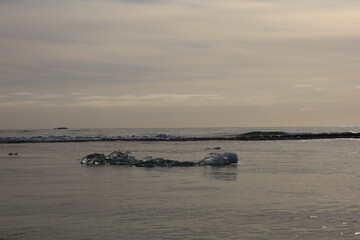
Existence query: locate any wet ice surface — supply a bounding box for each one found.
[1,139,360,239]
[80,151,238,166]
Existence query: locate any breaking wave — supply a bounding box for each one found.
[1,130,360,143]
[0,133,186,143]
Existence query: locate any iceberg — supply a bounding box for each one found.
[197,152,238,166]
[80,151,238,167]
[80,153,107,165]
[107,151,138,165]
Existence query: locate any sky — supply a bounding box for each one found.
[1,0,360,129]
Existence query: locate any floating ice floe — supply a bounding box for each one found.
[197,152,238,166]
[80,153,107,165]
[80,151,238,167]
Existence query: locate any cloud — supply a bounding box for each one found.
[71,91,86,95]
[292,85,313,88]
[77,94,227,107]
[291,84,327,92]
[0,93,228,108]
[310,77,326,81]
[75,93,282,107]
[13,92,33,95]
[313,88,327,91]
[1,0,360,127]
[298,107,313,112]
[0,100,41,107]
[112,0,165,4]
[33,94,65,99]
[1,1,359,94]
[0,92,278,109]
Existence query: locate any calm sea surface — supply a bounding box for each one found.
[1,128,360,239]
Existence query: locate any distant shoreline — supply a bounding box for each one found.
[1,132,360,144]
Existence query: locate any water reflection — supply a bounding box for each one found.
[203,165,238,181]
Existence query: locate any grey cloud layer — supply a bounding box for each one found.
[1,0,360,127]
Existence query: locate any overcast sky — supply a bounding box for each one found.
[1,0,360,128]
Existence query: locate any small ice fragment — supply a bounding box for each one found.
[355,232,360,235]
[343,222,347,225]
[310,215,318,219]
[322,226,327,229]
[143,156,153,162]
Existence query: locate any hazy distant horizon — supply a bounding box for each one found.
[1,125,360,131]
[1,0,360,129]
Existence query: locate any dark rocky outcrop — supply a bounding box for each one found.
[80,151,238,167]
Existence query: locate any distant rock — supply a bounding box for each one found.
[205,147,221,150]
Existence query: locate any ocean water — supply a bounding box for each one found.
[1,126,360,142]
[1,127,360,239]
